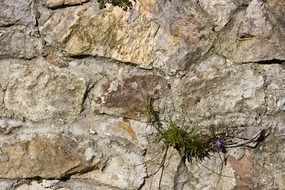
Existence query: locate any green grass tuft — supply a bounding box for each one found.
[157,122,233,162]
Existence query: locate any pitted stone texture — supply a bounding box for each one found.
[164,55,285,125]
[217,0,285,63]
[0,27,42,59]
[0,60,11,89]
[0,134,100,179]
[139,0,213,39]
[252,64,285,115]
[74,155,145,189]
[43,0,89,8]
[252,137,285,189]
[142,145,185,190]
[4,63,87,122]
[0,0,36,26]
[174,55,265,119]
[164,56,285,123]
[238,0,274,38]
[67,58,168,119]
[267,0,285,32]
[198,0,237,31]
[71,116,150,189]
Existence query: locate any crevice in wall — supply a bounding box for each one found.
[46,1,91,10]
[242,59,285,65]
[80,81,96,115]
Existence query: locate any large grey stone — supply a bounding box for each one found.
[252,137,285,189]
[174,55,266,119]
[70,116,150,189]
[198,0,237,31]
[0,0,36,26]
[4,62,87,122]
[158,54,285,130]
[217,0,285,63]
[0,27,42,59]
[136,0,215,72]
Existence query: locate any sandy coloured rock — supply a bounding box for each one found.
[0,135,100,179]
[4,63,87,122]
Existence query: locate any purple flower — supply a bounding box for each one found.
[215,139,223,151]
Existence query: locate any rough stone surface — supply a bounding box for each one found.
[252,137,285,189]
[217,0,285,63]
[39,1,213,72]
[1,0,285,189]
[0,27,42,59]
[99,74,167,119]
[180,55,266,118]
[198,0,237,31]
[40,4,164,68]
[0,134,100,179]
[4,61,87,122]
[0,0,36,26]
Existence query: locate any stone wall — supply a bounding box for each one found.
[0,0,285,189]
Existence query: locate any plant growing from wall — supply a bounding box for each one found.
[147,99,270,162]
[146,98,271,188]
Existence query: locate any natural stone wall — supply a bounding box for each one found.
[0,0,285,189]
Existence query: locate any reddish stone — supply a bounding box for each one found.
[228,150,253,190]
[102,75,166,119]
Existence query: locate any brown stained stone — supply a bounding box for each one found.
[46,54,69,68]
[0,135,90,179]
[228,150,253,190]
[102,75,166,119]
[118,121,137,141]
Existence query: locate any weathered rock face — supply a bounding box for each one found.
[99,74,167,119]
[4,61,87,122]
[39,1,214,72]
[1,0,285,189]
[0,26,42,59]
[40,4,166,68]
[0,0,36,26]
[217,0,285,63]
[0,134,94,179]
